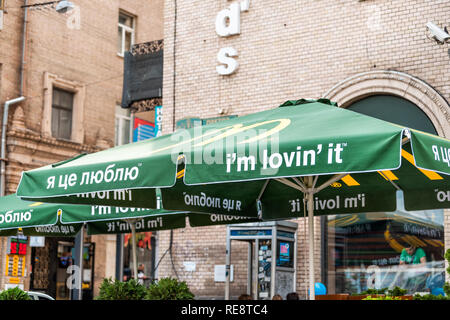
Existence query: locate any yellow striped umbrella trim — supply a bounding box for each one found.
[401,149,443,180]
[341,175,360,186]
[176,169,185,179]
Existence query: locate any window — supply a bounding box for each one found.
[51,88,74,140]
[42,72,85,144]
[325,95,445,295]
[326,197,445,295]
[0,0,4,31]
[115,105,132,146]
[118,12,135,56]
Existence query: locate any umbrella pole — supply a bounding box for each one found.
[73,224,84,300]
[130,221,138,281]
[306,178,315,300]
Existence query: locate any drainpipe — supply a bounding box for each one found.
[0,0,29,196]
[1,97,25,197]
[20,0,28,96]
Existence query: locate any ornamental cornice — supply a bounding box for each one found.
[7,128,99,155]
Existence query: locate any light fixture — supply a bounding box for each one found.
[55,0,74,13]
[426,22,450,44]
[21,0,75,13]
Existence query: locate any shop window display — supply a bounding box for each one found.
[324,94,445,296]
[123,232,155,285]
[326,192,445,295]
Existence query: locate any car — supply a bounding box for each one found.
[26,291,55,300]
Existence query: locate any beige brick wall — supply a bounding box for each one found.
[0,0,163,296]
[21,0,163,143]
[162,0,449,132]
[157,222,249,299]
[159,0,450,298]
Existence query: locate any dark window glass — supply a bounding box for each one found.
[52,88,74,140]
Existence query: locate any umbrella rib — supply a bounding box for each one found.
[292,177,307,192]
[274,177,305,193]
[314,173,348,194]
[378,171,402,191]
[257,179,270,200]
[312,175,319,189]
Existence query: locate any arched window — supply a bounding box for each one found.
[348,95,437,135]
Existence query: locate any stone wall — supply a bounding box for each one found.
[0,0,163,296]
[159,0,450,298]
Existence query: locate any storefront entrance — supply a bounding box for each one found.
[30,237,95,300]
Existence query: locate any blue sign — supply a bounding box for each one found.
[155,105,162,137]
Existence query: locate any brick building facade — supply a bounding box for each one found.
[157,0,450,299]
[0,0,163,297]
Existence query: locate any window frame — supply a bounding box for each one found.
[117,11,136,57]
[0,0,4,31]
[115,105,133,146]
[42,72,85,144]
[51,87,75,141]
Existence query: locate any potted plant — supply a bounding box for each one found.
[0,287,31,300]
[362,295,403,300]
[444,248,450,296]
[145,277,195,300]
[387,286,412,300]
[95,278,147,300]
[413,293,448,300]
[348,288,388,300]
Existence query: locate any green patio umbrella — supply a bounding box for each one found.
[0,194,82,234]
[0,193,260,278]
[15,99,450,299]
[87,212,260,235]
[86,214,186,235]
[0,222,82,237]
[0,194,190,234]
[0,193,192,282]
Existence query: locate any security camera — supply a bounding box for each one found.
[55,1,75,14]
[426,22,450,44]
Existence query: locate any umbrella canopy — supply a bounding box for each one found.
[15,99,450,299]
[0,222,82,237]
[0,194,78,231]
[0,192,259,247]
[0,193,195,285]
[86,212,261,235]
[16,99,450,214]
[0,194,189,227]
[0,192,267,294]
[87,213,187,235]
